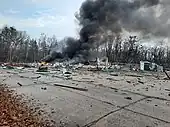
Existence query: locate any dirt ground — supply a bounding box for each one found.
[0,85,55,127]
[0,67,170,127]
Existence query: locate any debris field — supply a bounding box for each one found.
[0,65,170,127]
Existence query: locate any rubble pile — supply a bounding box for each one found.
[0,85,54,127]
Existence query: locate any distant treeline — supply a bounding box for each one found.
[0,26,170,68]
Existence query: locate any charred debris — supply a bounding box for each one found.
[42,0,164,64]
[0,0,170,78]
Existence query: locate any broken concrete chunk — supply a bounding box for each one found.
[124,97,132,100]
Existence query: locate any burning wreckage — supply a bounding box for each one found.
[2,0,167,78]
[36,0,170,81]
[35,0,169,78]
[1,1,170,126]
[41,0,165,66]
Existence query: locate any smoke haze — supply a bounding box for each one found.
[44,0,170,63]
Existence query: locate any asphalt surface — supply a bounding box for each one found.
[0,67,170,127]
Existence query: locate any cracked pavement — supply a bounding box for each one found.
[1,68,170,127]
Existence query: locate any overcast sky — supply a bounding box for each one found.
[0,0,85,39]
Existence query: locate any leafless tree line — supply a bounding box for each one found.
[0,26,170,68]
[103,35,170,68]
[0,26,58,63]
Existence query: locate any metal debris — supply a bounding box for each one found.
[17,82,22,86]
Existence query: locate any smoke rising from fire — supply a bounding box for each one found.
[43,0,170,63]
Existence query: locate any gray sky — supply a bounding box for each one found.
[0,0,85,39]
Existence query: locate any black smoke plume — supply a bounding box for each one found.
[44,0,162,63]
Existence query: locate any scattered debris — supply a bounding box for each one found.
[62,68,72,80]
[163,77,170,80]
[37,67,48,72]
[164,70,170,80]
[97,84,104,87]
[107,77,119,81]
[165,89,170,92]
[20,76,25,78]
[145,87,149,91]
[6,66,14,69]
[23,64,31,68]
[110,73,119,76]
[138,80,144,84]
[16,67,25,70]
[166,102,170,106]
[31,76,41,79]
[140,61,163,72]
[51,110,55,114]
[126,81,131,83]
[17,82,22,86]
[121,93,128,95]
[124,97,132,100]
[72,79,94,83]
[137,78,141,80]
[37,62,48,72]
[41,87,47,90]
[64,72,72,75]
[53,84,88,91]
[146,99,152,103]
[150,85,154,88]
[125,74,143,77]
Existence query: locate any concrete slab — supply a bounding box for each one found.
[2,68,170,126]
[3,75,38,87]
[91,109,170,127]
[36,75,66,83]
[0,74,12,82]
[127,98,170,122]
[11,84,118,126]
[15,70,144,107]
[18,71,41,79]
[122,79,170,99]
[56,80,144,107]
[33,74,144,108]
[72,72,134,89]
